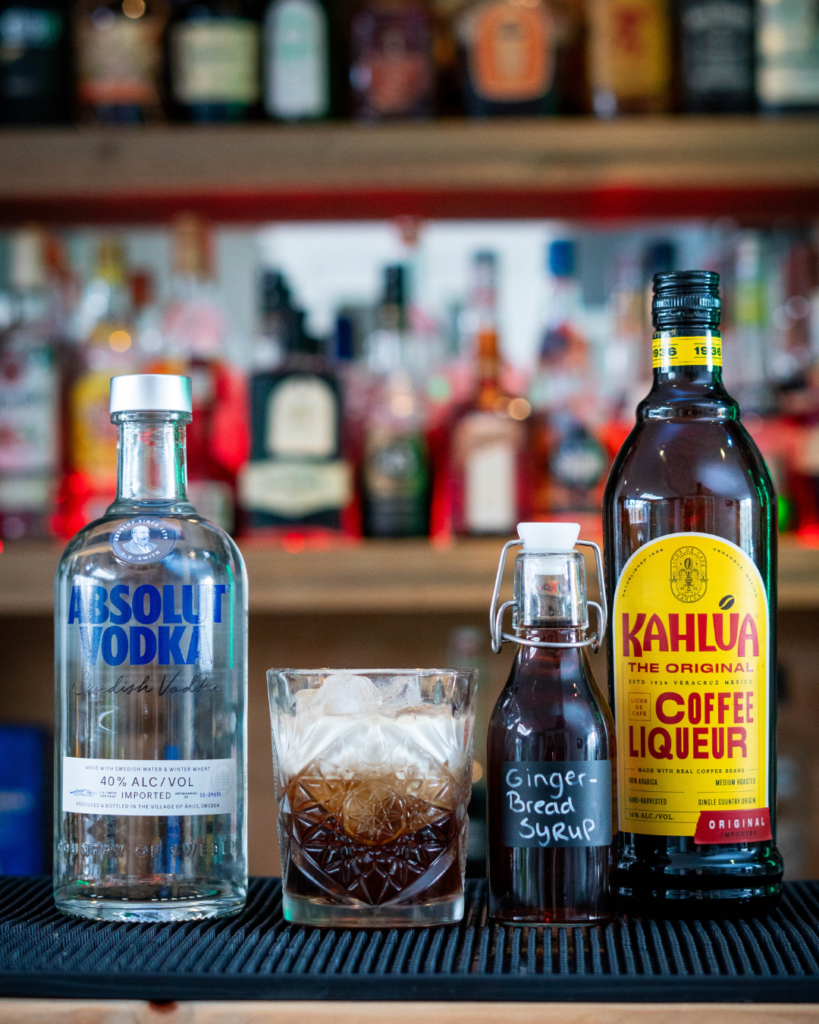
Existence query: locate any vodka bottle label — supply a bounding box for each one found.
[62,756,236,815]
[613,532,771,842]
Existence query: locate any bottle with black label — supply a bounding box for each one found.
[240,273,352,536]
[454,0,564,116]
[487,522,615,924]
[604,271,783,916]
[679,0,754,112]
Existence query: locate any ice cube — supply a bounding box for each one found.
[293,687,320,712]
[380,675,422,712]
[316,673,382,716]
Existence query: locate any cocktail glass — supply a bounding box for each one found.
[267,668,477,927]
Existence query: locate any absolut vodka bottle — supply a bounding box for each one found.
[54,374,248,921]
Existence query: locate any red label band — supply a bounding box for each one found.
[694,808,772,844]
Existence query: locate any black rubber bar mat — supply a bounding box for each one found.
[2,877,819,1002]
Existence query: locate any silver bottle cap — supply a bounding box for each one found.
[110,374,192,415]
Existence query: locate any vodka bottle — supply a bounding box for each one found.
[54,374,248,921]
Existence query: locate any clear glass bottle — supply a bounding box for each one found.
[487,522,615,924]
[54,373,248,921]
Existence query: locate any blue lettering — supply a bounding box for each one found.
[109,585,131,625]
[158,626,187,665]
[182,585,205,625]
[186,627,200,664]
[68,587,84,624]
[101,625,128,666]
[133,585,160,625]
[163,585,182,624]
[88,587,109,625]
[213,585,228,623]
[78,626,103,664]
[130,626,157,665]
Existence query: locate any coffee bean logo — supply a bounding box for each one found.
[719,595,735,610]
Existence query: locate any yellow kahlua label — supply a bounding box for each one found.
[652,334,722,369]
[613,534,770,841]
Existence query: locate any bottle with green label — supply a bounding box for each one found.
[486,522,615,925]
[603,271,783,916]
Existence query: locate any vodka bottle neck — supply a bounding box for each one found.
[112,411,194,512]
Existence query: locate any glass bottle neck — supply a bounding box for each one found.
[645,326,736,419]
[110,411,194,514]
[513,551,589,631]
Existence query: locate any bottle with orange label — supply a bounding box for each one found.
[586,0,672,116]
[603,271,783,916]
[455,0,566,115]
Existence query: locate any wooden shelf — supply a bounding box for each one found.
[2,117,819,223]
[1,535,817,616]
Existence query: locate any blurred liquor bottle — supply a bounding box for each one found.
[350,0,434,119]
[0,227,61,541]
[678,0,754,112]
[454,0,567,115]
[155,214,246,533]
[56,238,137,536]
[529,240,607,517]
[169,0,261,120]
[586,0,671,115]
[241,269,353,537]
[263,0,332,120]
[0,0,71,122]
[757,0,819,111]
[362,265,430,537]
[74,0,168,122]
[447,251,528,537]
[730,231,772,412]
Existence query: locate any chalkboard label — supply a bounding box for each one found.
[501,760,613,848]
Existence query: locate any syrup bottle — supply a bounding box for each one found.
[487,522,615,924]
